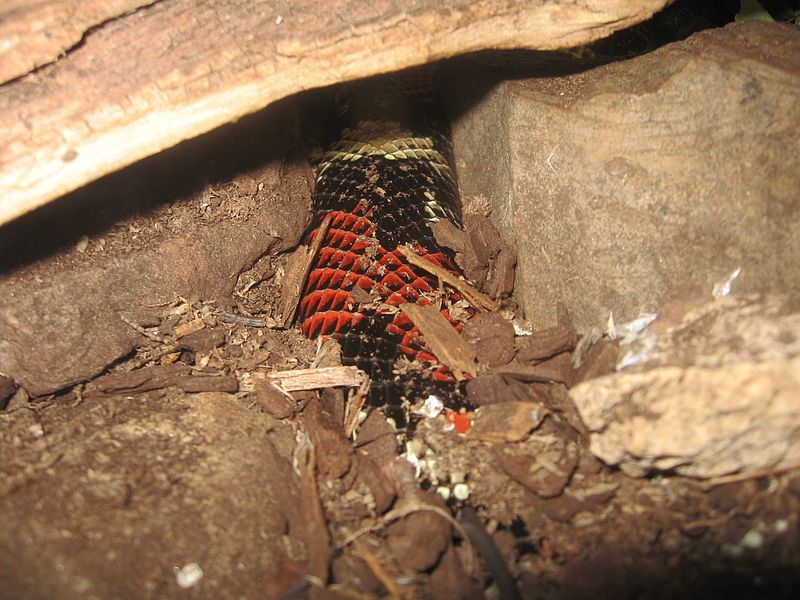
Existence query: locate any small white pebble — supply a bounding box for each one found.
[741,530,764,549]
[774,519,789,533]
[175,563,203,588]
[275,15,283,25]
[436,486,451,501]
[75,236,89,253]
[453,483,470,501]
[27,423,44,438]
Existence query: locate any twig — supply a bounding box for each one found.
[223,312,271,327]
[702,463,800,489]
[397,245,500,312]
[125,343,182,371]
[252,366,365,392]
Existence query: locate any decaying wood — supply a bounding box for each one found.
[294,432,332,585]
[399,303,477,379]
[397,245,500,312]
[253,365,365,392]
[90,364,239,394]
[0,0,669,227]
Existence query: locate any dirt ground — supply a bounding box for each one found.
[2,24,800,600]
[2,179,798,600]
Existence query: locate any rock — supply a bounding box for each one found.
[450,22,800,330]
[570,297,800,478]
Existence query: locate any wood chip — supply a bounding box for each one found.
[467,402,548,443]
[492,354,575,386]
[252,365,365,392]
[399,303,477,378]
[91,364,238,394]
[515,325,579,363]
[344,376,370,439]
[397,245,499,312]
[294,432,331,584]
[172,317,205,339]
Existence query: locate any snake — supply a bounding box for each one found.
[296,68,470,427]
[294,1,721,427]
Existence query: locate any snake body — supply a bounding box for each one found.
[297,70,469,425]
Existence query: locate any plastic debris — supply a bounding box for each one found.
[611,312,658,370]
[444,410,471,434]
[608,312,657,345]
[616,331,658,371]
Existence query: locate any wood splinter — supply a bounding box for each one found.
[252,365,365,392]
[397,244,500,312]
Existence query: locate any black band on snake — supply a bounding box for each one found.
[297,68,471,427]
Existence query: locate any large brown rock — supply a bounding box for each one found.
[450,22,800,329]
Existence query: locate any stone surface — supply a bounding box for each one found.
[449,22,800,330]
[570,296,800,478]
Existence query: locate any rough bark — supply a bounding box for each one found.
[0,0,669,227]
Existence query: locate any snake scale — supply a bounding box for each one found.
[297,69,470,426]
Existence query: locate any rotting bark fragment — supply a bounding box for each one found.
[91,364,238,395]
[279,213,333,328]
[492,354,576,386]
[399,303,477,378]
[515,325,579,363]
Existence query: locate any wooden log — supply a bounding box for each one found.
[0,0,668,226]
